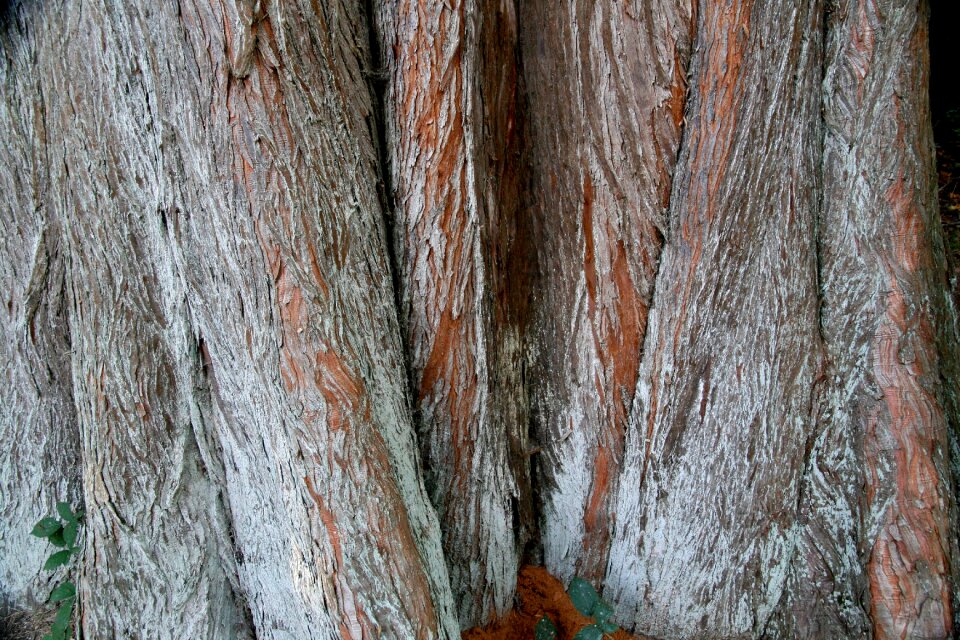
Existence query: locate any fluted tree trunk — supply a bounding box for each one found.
[518,0,695,587]
[1,0,957,639]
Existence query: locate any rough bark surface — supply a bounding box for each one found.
[0,4,81,611]
[376,0,530,627]
[1,0,958,638]
[1,0,459,637]
[606,2,827,636]
[518,0,694,586]
[171,0,458,635]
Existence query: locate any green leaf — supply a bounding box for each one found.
[567,577,599,617]
[57,502,78,523]
[572,625,603,640]
[44,550,73,571]
[31,518,61,538]
[534,615,558,640]
[50,581,76,602]
[48,528,67,548]
[63,522,79,548]
[51,599,73,635]
[592,599,614,624]
[598,620,619,634]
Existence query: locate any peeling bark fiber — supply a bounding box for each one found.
[0,0,956,639]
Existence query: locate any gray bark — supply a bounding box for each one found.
[772,2,958,639]
[606,1,829,636]
[518,0,694,586]
[0,3,81,611]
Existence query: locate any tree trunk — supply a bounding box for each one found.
[1,0,957,638]
[518,0,694,587]
[605,2,826,636]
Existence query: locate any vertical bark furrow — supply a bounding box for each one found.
[377,0,529,626]
[518,0,694,585]
[0,2,82,612]
[607,1,825,636]
[808,1,958,637]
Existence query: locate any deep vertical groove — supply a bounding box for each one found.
[374,0,528,626]
[361,0,418,413]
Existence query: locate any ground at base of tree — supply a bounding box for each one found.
[462,566,648,640]
[0,604,57,640]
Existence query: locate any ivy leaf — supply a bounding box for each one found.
[572,625,603,640]
[567,577,599,617]
[44,550,73,571]
[51,599,73,635]
[534,615,558,640]
[48,528,67,548]
[62,522,79,548]
[592,599,614,624]
[50,581,76,602]
[56,502,78,523]
[599,620,619,634]
[31,518,61,538]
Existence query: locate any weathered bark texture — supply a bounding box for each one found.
[1,0,459,637]
[55,3,251,627]
[0,5,81,611]
[606,1,827,636]
[375,0,530,627]
[518,0,694,586]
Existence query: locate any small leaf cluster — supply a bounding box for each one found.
[31,502,84,640]
[534,576,621,640]
[567,577,620,638]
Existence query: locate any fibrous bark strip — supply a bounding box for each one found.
[0,3,81,613]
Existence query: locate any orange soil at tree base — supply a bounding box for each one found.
[461,566,650,640]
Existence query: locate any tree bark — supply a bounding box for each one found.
[794,2,957,638]
[605,2,827,636]
[0,0,957,638]
[518,0,694,586]
[2,0,459,637]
